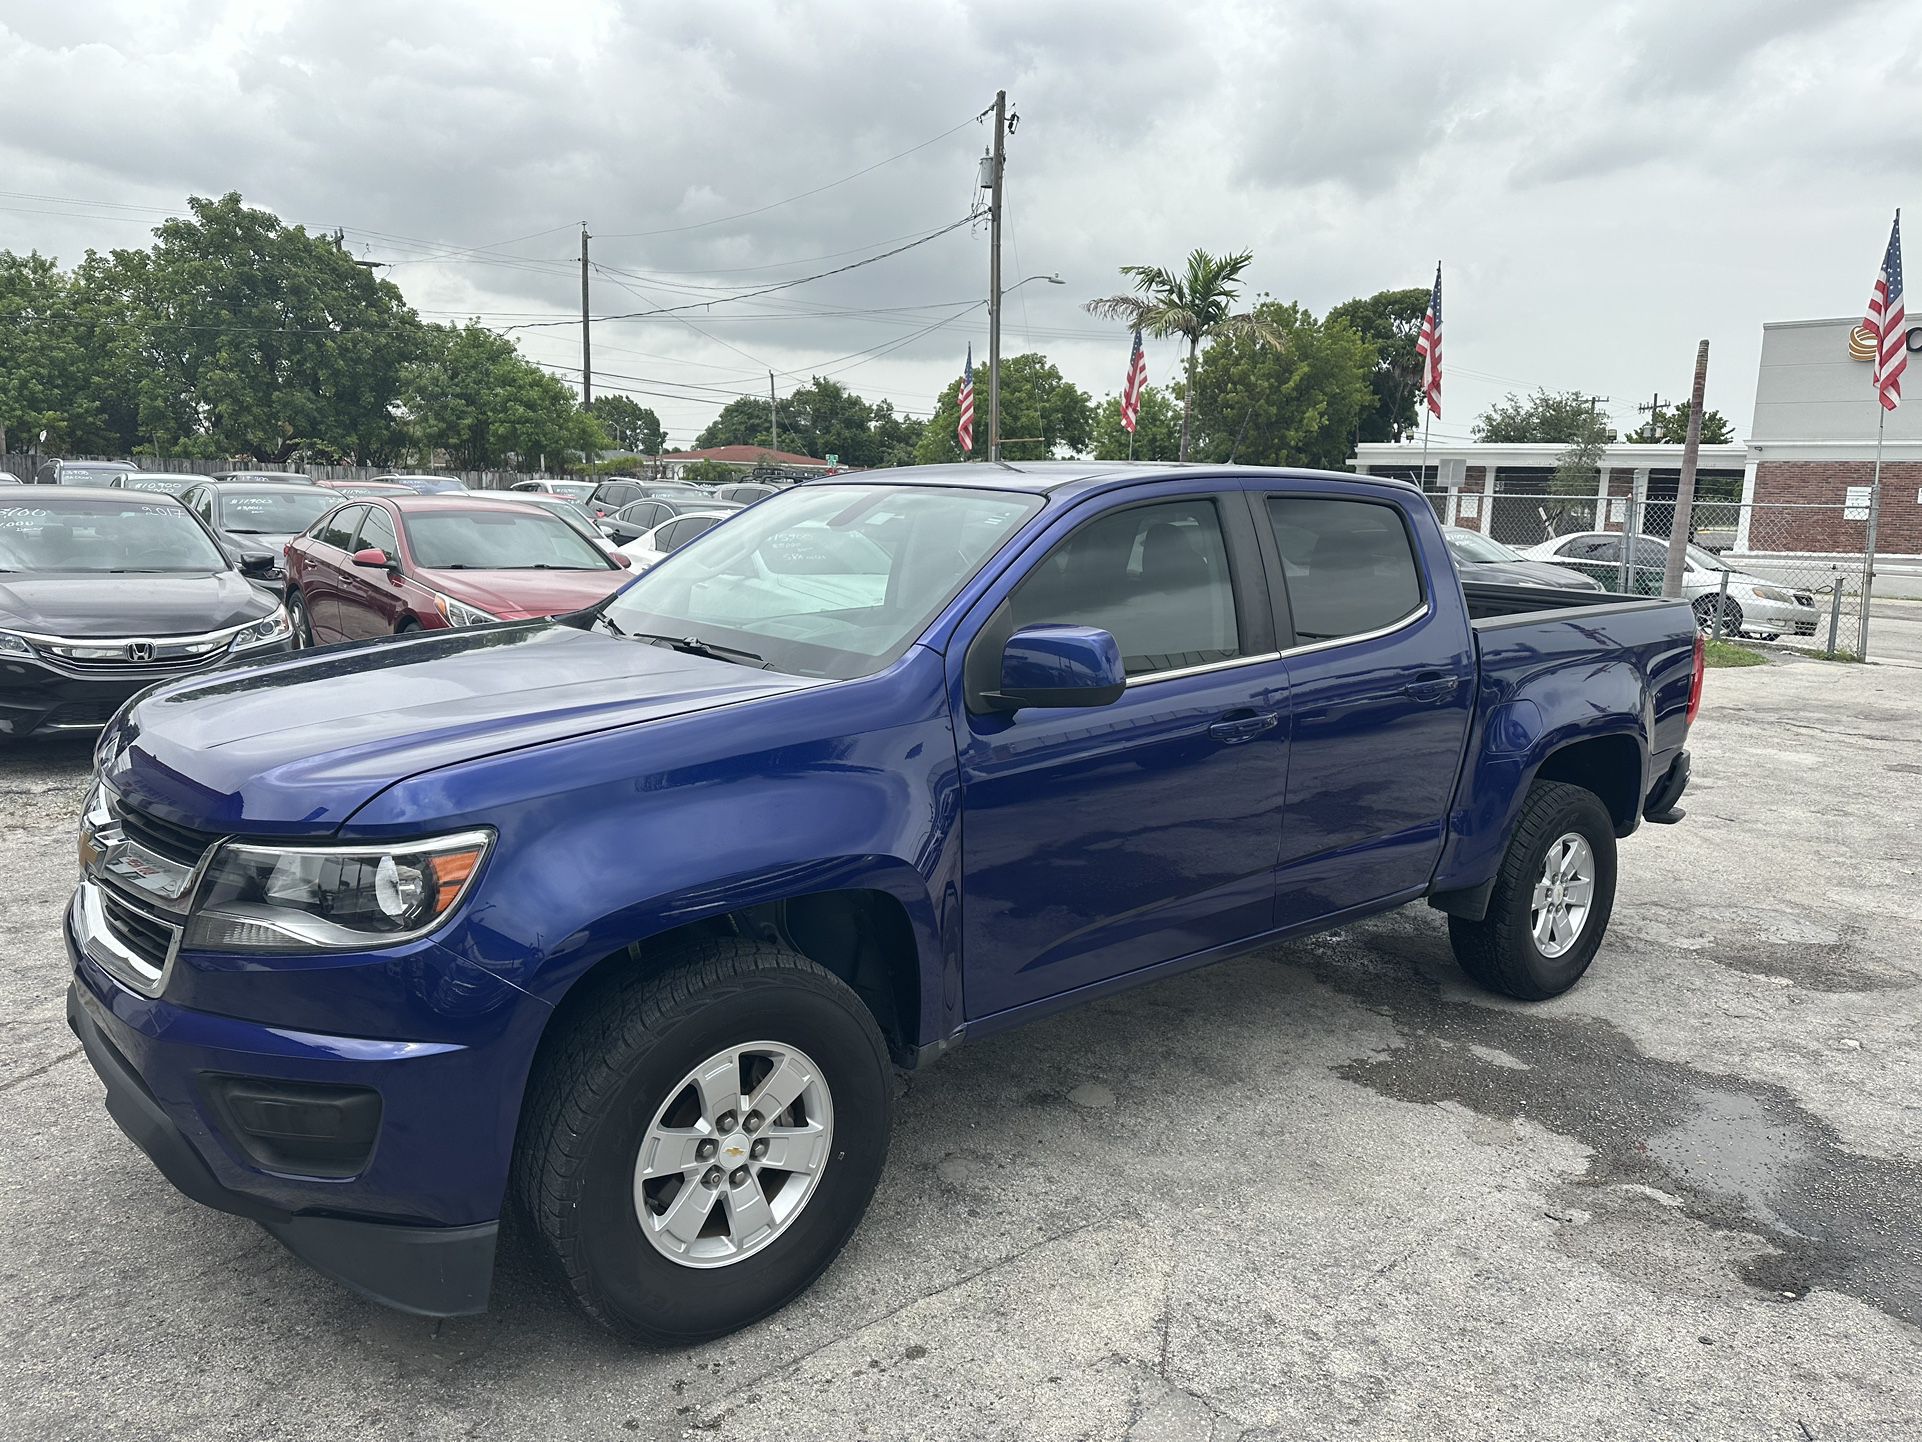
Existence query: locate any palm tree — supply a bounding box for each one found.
[1085,249,1282,461]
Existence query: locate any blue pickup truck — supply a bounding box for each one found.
[67,463,1701,1343]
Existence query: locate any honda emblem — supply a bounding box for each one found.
[125,642,155,663]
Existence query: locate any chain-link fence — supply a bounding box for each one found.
[1426,485,1872,657]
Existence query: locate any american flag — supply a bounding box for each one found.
[956,346,975,454]
[1120,328,1148,433]
[1865,210,1906,411]
[1415,262,1443,417]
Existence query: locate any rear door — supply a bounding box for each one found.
[954,486,1289,1016]
[335,504,407,641]
[293,504,364,642]
[1256,486,1475,927]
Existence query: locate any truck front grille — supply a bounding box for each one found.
[113,801,222,868]
[97,887,177,971]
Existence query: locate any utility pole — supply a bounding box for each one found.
[769,372,779,453]
[1636,392,1670,443]
[1662,342,1710,600]
[579,222,593,406]
[987,89,1006,461]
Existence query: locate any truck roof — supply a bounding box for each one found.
[810,461,1421,497]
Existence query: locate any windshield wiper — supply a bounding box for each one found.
[621,627,767,667]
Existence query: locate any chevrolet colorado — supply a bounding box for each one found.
[67,463,1700,1343]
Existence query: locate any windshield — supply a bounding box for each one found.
[1444,530,1522,564]
[600,483,1042,679]
[403,508,614,570]
[518,497,602,538]
[57,466,134,486]
[1686,543,1729,572]
[217,489,336,534]
[0,497,227,573]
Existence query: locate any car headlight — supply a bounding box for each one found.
[0,631,33,658]
[229,609,292,651]
[432,593,500,628]
[183,829,492,951]
[1750,585,1798,605]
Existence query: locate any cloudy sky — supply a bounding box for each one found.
[3,0,1918,452]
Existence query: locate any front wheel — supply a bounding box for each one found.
[287,590,316,648]
[515,938,892,1344]
[1448,780,1618,1000]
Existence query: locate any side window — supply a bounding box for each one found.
[355,506,399,560]
[316,504,362,551]
[1562,536,1617,561]
[1004,498,1241,677]
[1266,496,1423,644]
[659,518,695,550]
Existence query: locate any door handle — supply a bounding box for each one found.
[1209,712,1279,745]
[1403,673,1463,703]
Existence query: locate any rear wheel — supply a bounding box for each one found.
[1448,780,1617,1000]
[287,590,315,648]
[515,937,892,1344]
[1692,594,1742,637]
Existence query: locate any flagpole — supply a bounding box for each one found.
[1858,404,1884,656]
[1419,408,1431,489]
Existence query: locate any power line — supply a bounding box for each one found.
[594,111,987,239]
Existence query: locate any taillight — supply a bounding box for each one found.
[1686,632,1705,725]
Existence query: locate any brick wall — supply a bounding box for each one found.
[1752,460,1922,556]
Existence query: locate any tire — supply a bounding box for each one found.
[514,937,892,1345]
[1448,780,1618,1000]
[395,618,420,635]
[1692,594,1742,637]
[287,590,315,648]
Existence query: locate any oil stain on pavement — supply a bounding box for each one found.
[1294,932,1922,1330]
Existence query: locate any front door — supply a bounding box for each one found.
[335,505,409,641]
[1256,491,1475,927]
[955,491,1288,1018]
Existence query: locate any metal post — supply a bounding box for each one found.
[1711,568,1729,643]
[1826,571,1844,659]
[579,223,593,406]
[769,372,778,453]
[987,89,1006,462]
[1857,406,1885,659]
[1663,340,1710,599]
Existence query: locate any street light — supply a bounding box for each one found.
[989,274,1065,460]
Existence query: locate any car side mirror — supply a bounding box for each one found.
[614,552,633,569]
[982,624,1127,713]
[352,547,393,570]
[237,552,275,578]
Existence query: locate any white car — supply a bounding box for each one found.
[1522,531,1819,638]
[616,509,734,570]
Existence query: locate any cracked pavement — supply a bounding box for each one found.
[1,655,1917,1440]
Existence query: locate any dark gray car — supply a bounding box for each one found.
[1442,527,1602,590]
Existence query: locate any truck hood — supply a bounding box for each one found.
[101,620,820,834]
[0,571,273,637]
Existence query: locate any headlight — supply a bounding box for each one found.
[78,780,112,873]
[1750,585,1797,605]
[0,631,33,658]
[229,609,292,651]
[184,829,492,951]
[432,593,500,628]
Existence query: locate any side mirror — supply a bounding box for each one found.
[351,547,393,569]
[613,552,633,569]
[982,624,1127,713]
[237,552,276,578]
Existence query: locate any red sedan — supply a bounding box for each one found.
[284,494,633,646]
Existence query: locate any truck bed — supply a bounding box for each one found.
[1461,580,1684,629]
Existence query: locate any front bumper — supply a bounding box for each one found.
[1739,598,1819,637]
[64,892,536,1317]
[0,640,293,737]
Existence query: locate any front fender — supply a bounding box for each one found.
[339,647,963,1050]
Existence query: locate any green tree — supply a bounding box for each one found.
[681,458,742,485]
[695,394,792,451]
[915,352,1093,464]
[0,251,108,455]
[1472,388,1617,445]
[74,193,422,461]
[1325,286,1429,443]
[780,377,881,465]
[403,323,608,470]
[1191,303,1374,469]
[1085,249,1282,460]
[868,400,924,469]
[587,394,663,454]
[1090,383,1182,461]
[1633,404,1735,444]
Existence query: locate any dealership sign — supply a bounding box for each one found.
[1850,323,1922,359]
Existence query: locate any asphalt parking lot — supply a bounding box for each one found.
[2,657,1918,1441]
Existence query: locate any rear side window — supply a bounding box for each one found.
[1266,497,1422,644]
[313,504,361,550]
[1005,498,1241,677]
